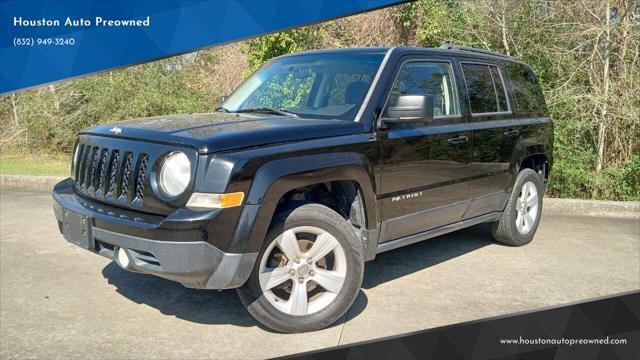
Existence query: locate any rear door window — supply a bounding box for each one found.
[461,63,510,115]
[505,63,545,115]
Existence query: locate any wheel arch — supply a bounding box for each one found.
[229,152,378,255]
[519,153,550,184]
[512,134,553,187]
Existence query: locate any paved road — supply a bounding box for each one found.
[1,188,638,359]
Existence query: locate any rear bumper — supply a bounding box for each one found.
[53,178,257,289]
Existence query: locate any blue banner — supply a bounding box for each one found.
[0,0,405,94]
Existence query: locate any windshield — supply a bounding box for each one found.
[222,52,385,120]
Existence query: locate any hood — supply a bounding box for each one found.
[82,112,366,153]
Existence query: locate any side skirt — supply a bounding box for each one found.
[375,212,501,254]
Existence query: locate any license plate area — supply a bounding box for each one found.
[62,208,92,249]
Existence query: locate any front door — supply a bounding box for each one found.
[378,58,471,242]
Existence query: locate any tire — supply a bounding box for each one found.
[491,168,544,246]
[237,203,364,333]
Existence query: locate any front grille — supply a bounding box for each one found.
[120,153,133,199]
[87,147,100,192]
[135,154,149,201]
[107,150,120,197]
[73,134,196,215]
[96,149,109,196]
[75,146,147,207]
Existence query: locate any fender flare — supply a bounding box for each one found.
[227,152,378,254]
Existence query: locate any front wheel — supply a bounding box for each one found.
[491,168,544,246]
[237,203,364,333]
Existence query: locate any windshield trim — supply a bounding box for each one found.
[354,47,395,122]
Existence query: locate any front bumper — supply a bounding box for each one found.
[53,178,257,289]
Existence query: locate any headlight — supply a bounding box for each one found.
[158,151,191,197]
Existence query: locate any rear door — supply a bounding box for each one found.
[378,56,471,242]
[460,59,550,219]
[459,60,522,218]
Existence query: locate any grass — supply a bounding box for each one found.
[0,152,70,177]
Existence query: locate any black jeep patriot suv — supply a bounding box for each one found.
[53,45,553,333]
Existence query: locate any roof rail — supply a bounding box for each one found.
[439,44,513,59]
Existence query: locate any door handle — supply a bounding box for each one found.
[447,135,469,145]
[503,129,520,138]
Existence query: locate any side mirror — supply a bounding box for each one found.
[382,94,434,127]
[218,95,228,104]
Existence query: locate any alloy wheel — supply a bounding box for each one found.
[515,181,539,235]
[258,226,347,316]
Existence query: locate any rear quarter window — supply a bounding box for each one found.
[505,63,546,116]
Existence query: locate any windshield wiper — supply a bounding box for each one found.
[215,106,230,113]
[234,107,299,118]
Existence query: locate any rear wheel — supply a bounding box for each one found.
[237,203,364,333]
[491,168,544,246]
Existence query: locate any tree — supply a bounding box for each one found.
[245,28,323,70]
